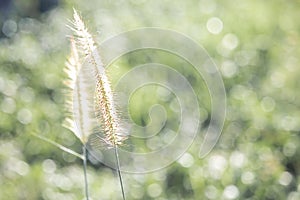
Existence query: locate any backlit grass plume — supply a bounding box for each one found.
[64,36,94,200]
[95,74,125,146]
[32,8,127,200]
[70,9,126,147]
[67,9,127,200]
[69,9,126,145]
[64,37,96,144]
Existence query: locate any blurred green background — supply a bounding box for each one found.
[0,0,300,199]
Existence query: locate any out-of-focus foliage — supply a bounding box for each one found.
[0,0,299,199]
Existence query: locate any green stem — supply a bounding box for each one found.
[114,146,126,200]
[83,145,89,200]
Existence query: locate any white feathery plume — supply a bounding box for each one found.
[64,37,96,144]
[71,9,126,147]
[70,10,127,199]
[71,9,104,75]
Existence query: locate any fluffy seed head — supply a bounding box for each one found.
[64,38,96,144]
[67,9,126,146]
[95,74,126,146]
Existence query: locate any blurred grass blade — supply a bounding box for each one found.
[31,133,84,160]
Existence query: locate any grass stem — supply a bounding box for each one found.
[83,145,89,200]
[114,146,126,200]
